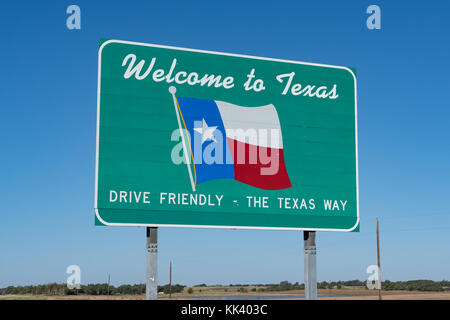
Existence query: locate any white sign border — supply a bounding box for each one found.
[95,39,360,232]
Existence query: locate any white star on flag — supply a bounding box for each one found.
[194,118,217,144]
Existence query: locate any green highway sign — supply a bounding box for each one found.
[95,39,359,231]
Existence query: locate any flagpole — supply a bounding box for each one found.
[169,86,196,192]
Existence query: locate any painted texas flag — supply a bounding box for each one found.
[171,88,291,191]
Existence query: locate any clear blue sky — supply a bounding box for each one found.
[1,0,449,287]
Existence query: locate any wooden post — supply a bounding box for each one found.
[169,261,172,299]
[107,274,110,296]
[376,219,382,300]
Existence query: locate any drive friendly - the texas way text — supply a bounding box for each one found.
[108,190,348,211]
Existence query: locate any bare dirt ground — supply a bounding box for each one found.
[318,289,450,300]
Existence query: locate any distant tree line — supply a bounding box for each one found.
[229,280,450,292]
[382,280,450,292]
[0,283,184,296]
[264,280,450,292]
[259,281,305,292]
[157,284,185,294]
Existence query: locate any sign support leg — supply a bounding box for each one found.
[146,227,158,300]
[304,231,317,300]
[376,219,382,300]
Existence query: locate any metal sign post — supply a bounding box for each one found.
[304,231,317,300]
[146,227,158,300]
[376,219,382,300]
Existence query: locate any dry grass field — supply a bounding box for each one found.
[1,286,450,300]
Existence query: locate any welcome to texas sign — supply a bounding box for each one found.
[95,39,359,231]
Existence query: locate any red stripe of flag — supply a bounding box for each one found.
[227,138,291,190]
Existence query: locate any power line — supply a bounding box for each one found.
[373,211,450,220]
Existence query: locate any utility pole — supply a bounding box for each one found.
[376,219,382,300]
[304,231,317,300]
[107,274,110,296]
[169,261,172,299]
[146,227,158,300]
